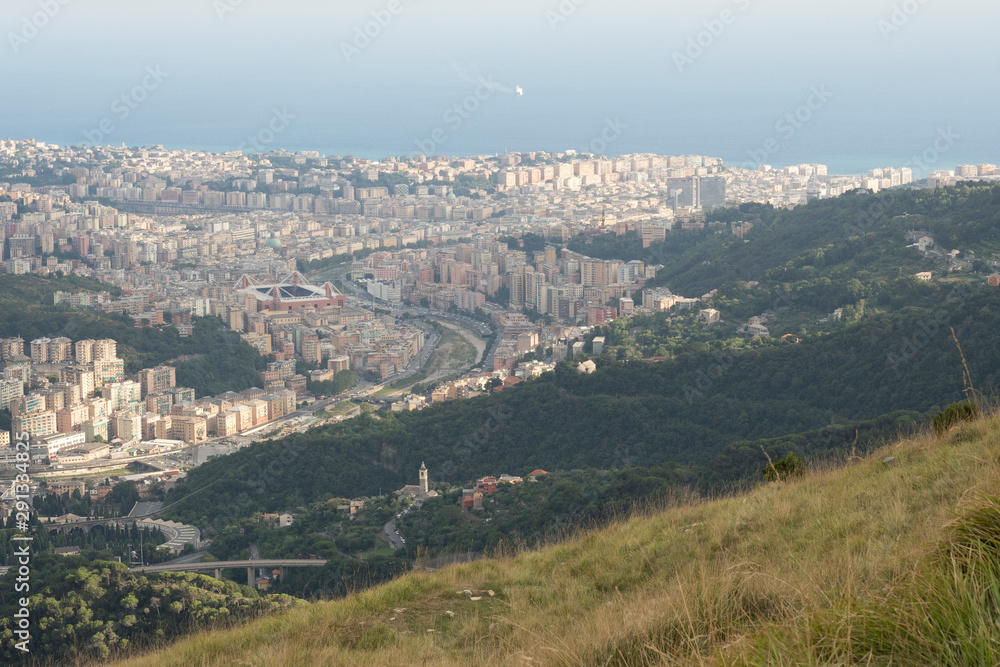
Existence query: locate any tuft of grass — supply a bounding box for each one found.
[742,493,1000,666]
[110,412,1000,667]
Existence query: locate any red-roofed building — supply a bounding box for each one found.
[492,375,524,393]
[461,489,484,510]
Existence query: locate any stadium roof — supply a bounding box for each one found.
[235,272,343,304]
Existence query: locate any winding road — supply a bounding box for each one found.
[382,518,405,550]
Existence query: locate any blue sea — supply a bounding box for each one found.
[6,78,995,177]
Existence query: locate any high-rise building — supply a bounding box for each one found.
[75,339,95,363]
[138,365,177,397]
[327,356,350,376]
[14,411,57,438]
[667,177,701,209]
[93,339,118,361]
[0,378,24,410]
[93,358,125,387]
[700,177,727,208]
[524,271,545,309]
[49,337,72,363]
[302,336,321,365]
[0,337,24,360]
[113,413,142,442]
[146,392,174,415]
[61,366,96,399]
[30,338,51,363]
[56,404,90,433]
[581,261,614,286]
[72,235,90,256]
[9,234,36,258]
[28,338,72,363]
[104,380,142,411]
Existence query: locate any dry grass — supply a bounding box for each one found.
[109,414,1000,667]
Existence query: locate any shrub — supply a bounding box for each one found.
[932,401,979,437]
[761,452,806,482]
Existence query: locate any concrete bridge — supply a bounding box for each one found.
[130,559,328,588]
[44,515,178,534]
[41,500,203,552]
[42,516,201,553]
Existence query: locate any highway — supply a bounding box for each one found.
[481,325,504,370]
[338,276,494,338]
[377,322,440,387]
[159,546,209,566]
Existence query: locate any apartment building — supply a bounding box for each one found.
[138,365,177,397]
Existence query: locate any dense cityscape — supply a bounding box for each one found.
[2,135,1000,662]
[2,138,998,501]
[5,0,1000,661]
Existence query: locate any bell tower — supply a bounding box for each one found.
[419,462,428,495]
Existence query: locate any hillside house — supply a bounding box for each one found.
[592,337,605,355]
[461,489,484,510]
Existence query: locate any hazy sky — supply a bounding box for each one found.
[2,0,997,171]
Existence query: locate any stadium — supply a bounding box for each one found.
[235,272,346,312]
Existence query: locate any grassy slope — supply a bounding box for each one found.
[114,415,1000,666]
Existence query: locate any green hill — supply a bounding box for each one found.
[572,182,1000,301]
[163,287,1000,531]
[0,555,298,664]
[110,411,1000,666]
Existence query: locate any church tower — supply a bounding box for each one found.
[419,461,429,495]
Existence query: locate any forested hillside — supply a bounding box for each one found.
[0,553,297,663]
[571,182,1000,300]
[111,412,1000,667]
[164,286,1000,530]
